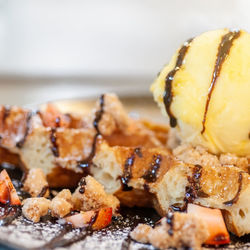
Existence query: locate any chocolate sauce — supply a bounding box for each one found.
[166,212,174,236]
[0,205,21,226]
[142,154,162,183]
[89,211,99,226]
[201,30,241,134]
[223,172,243,206]
[121,235,131,250]
[174,165,209,212]
[121,154,135,191]
[120,147,143,191]
[77,94,105,170]
[16,112,33,148]
[134,147,142,158]
[38,186,49,197]
[163,38,193,127]
[45,229,94,249]
[49,116,61,157]
[50,128,59,157]
[78,177,86,194]
[169,204,185,212]
[55,117,61,127]
[143,183,150,192]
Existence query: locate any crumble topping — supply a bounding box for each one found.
[131,212,209,250]
[23,168,49,198]
[50,197,72,218]
[22,197,51,223]
[174,144,249,173]
[50,189,73,218]
[72,175,120,213]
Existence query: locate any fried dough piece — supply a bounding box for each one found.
[0,94,166,188]
[91,142,250,236]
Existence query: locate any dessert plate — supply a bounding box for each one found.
[0,96,249,250]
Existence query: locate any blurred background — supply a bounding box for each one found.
[0,0,249,105]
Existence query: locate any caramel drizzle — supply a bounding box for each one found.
[121,147,142,191]
[78,94,105,169]
[16,112,33,148]
[142,154,162,183]
[163,38,193,127]
[201,30,241,133]
[223,172,243,206]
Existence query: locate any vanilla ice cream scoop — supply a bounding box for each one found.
[151,29,250,156]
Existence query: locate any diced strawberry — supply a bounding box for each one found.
[92,207,112,230]
[65,211,96,228]
[187,203,230,245]
[64,207,112,230]
[0,179,10,204]
[0,170,21,206]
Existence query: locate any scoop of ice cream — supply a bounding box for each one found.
[151,29,250,156]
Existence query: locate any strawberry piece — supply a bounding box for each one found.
[65,211,96,228]
[0,179,10,204]
[188,203,230,245]
[92,207,112,230]
[0,170,21,205]
[65,207,112,230]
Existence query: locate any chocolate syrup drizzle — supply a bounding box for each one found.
[121,147,142,191]
[37,186,49,197]
[166,212,174,236]
[50,128,59,157]
[0,205,21,226]
[16,112,33,148]
[170,164,208,212]
[163,38,193,127]
[201,30,241,134]
[121,154,135,191]
[39,224,95,250]
[77,94,105,170]
[78,177,86,194]
[49,117,61,157]
[223,172,243,206]
[185,164,208,204]
[142,154,162,183]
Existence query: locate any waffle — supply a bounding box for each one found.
[0,94,166,188]
[0,94,249,237]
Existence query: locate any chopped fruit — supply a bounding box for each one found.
[0,179,10,204]
[187,203,230,245]
[65,207,112,230]
[41,103,70,128]
[65,211,96,228]
[92,207,112,230]
[0,170,21,205]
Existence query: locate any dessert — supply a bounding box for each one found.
[0,29,249,249]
